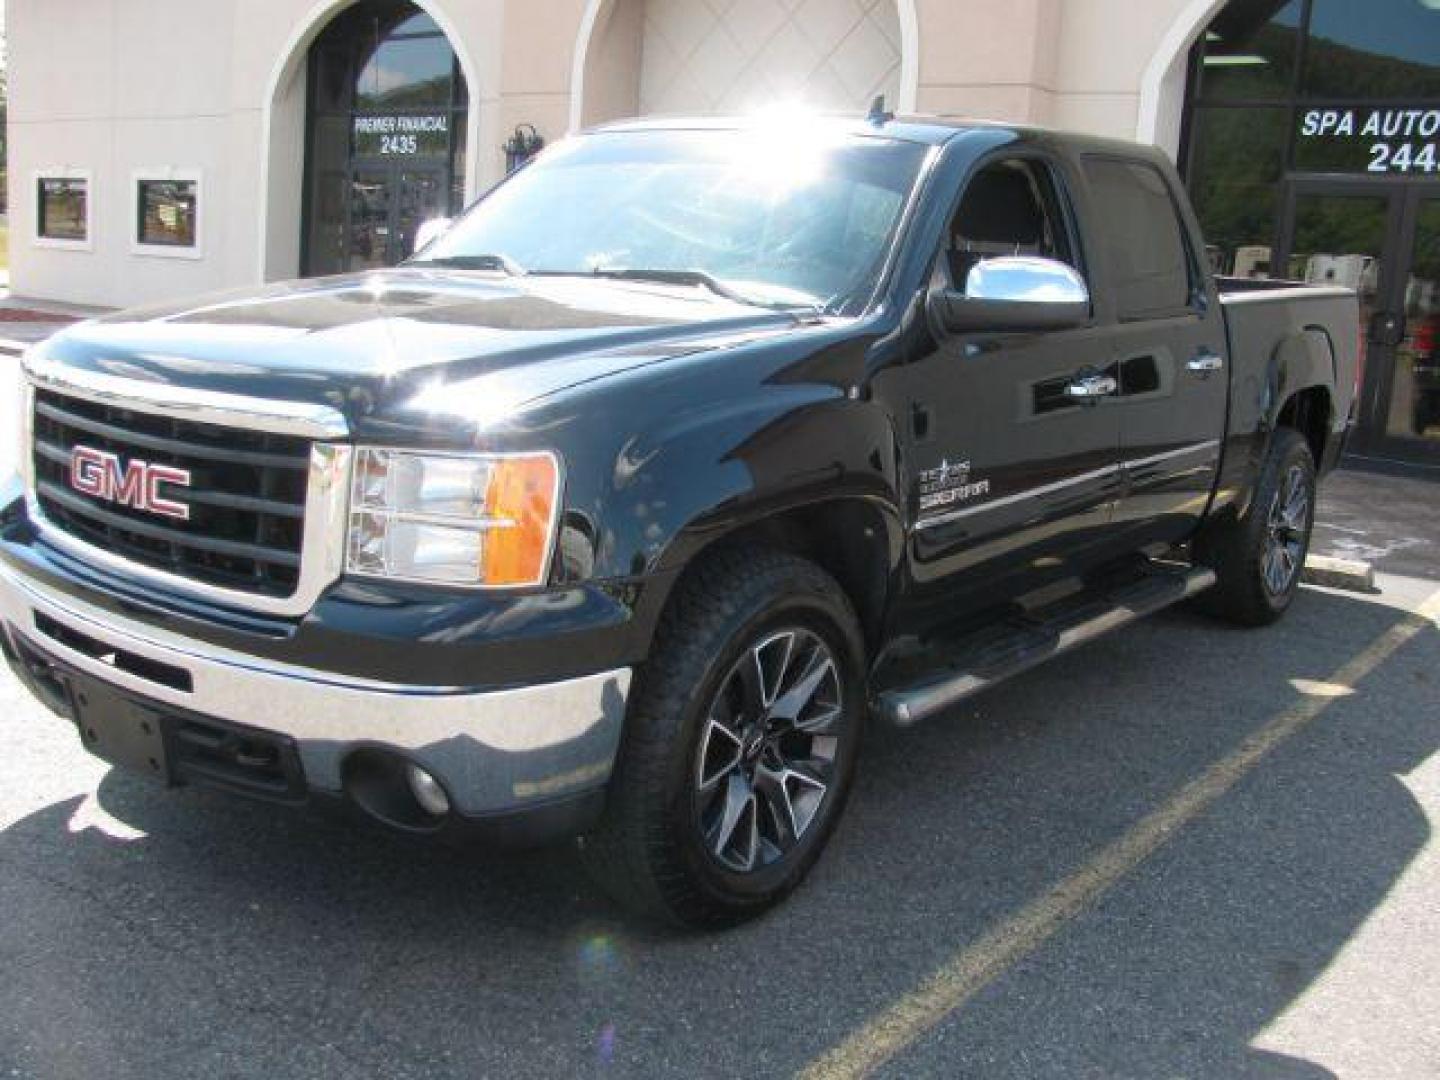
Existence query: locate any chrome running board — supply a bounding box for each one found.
[875,564,1217,727]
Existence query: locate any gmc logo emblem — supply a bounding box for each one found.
[69,446,192,521]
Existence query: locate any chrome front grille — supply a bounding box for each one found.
[20,358,354,618]
[32,389,311,598]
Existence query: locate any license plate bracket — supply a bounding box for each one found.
[67,672,171,783]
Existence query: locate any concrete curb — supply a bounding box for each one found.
[1302,554,1376,594]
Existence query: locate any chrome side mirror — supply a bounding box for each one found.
[931,255,1091,333]
[413,217,454,255]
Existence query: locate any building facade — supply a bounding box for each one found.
[7,0,1440,457]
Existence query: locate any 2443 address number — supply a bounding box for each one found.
[1369,143,1439,173]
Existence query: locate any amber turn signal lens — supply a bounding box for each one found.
[483,454,560,587]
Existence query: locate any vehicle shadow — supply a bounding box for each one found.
[0,584,1435,1079]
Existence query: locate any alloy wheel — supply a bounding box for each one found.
[1262,463,1310,597]
[693,628,845,873]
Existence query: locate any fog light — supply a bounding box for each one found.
[406,763,451,817]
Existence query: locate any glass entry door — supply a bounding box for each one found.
[347,164,447,271]
[301,2,468,277]
[1280,181,1440,459]
[1392,198,1440,448]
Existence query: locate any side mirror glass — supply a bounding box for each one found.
[930,255,1091,333]
[413,217,454,256]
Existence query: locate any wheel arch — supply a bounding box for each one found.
[1264,326,1338,469]
[651,495,904,662]
[1275,384,1333,469]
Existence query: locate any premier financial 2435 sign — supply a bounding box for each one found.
[1298,108,1440,174]
[353,114,450,158]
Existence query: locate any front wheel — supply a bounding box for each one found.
[581,547,866,927]
[1193,428,1317,626]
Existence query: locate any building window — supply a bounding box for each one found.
[134,172,202,257]
[1183,0,1440,277]
[1302,0,1440,100]
[1192,0,1303,102]
[35,172,92,249]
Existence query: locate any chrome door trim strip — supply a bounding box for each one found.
[1123,439,1221,471]
[913,440,1222,532]
[915,463,1122,531]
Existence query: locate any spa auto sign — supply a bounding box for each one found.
[1300,108,1440,174]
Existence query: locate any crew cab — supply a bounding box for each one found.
[0,115,1358,926]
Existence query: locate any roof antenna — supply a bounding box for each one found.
[867,94,893,126]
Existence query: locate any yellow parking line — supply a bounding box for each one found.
[800,589,1440,1080]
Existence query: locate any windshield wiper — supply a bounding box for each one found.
[411,253,527,276]
[585,268,752,303]
[534,267,820,314]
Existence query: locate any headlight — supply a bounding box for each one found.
[346,448,561,587]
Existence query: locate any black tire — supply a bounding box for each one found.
[1192,428,1316,627]
[581,546,866,928]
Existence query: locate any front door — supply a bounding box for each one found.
[881,154,1124,629]
[348,164,448,271]
[1279,180,1440,461]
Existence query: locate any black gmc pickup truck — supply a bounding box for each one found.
[1,116,1358,926]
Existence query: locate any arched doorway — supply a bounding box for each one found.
[572,0,913,130]
[300,1,470,275]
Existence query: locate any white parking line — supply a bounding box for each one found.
[800,586,1440,1080]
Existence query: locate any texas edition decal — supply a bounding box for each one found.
[918,458,991,514]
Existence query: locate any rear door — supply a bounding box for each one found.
[1083,156,1229,544]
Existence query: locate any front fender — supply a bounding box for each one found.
[596,388,904,580]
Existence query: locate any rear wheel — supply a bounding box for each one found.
[1193,428,1316,626]
[581,547,865,927]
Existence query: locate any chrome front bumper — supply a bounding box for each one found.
[0,554,630,819]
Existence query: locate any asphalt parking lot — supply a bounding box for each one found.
[2,348,1437,1076]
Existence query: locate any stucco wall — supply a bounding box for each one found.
[6,0,1214,310]
[638,0,902,116]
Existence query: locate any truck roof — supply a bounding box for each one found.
[585,113,1159,160]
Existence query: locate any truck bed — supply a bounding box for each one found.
[1216,278,1361,476]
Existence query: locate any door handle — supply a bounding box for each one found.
[1187,353,1224,374]
[1065,373,1119,401]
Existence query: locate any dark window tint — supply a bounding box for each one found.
[1083,158,1193,320]
[1303,0,1440,99]
[1195,0,1303,101]
[946,158,1078,290]
[38,178,87,241]
[1187,107,1286,277]
[137,179,198,247]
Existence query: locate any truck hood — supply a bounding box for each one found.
[33,269,807,436]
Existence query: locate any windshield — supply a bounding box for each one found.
[414,128,929,314]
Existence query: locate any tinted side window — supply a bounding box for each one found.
[945,158,1080,292]
[1083,158,1193,321]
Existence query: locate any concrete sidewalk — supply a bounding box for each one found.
[0,292,111,351]
[1313,461,1439,581]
